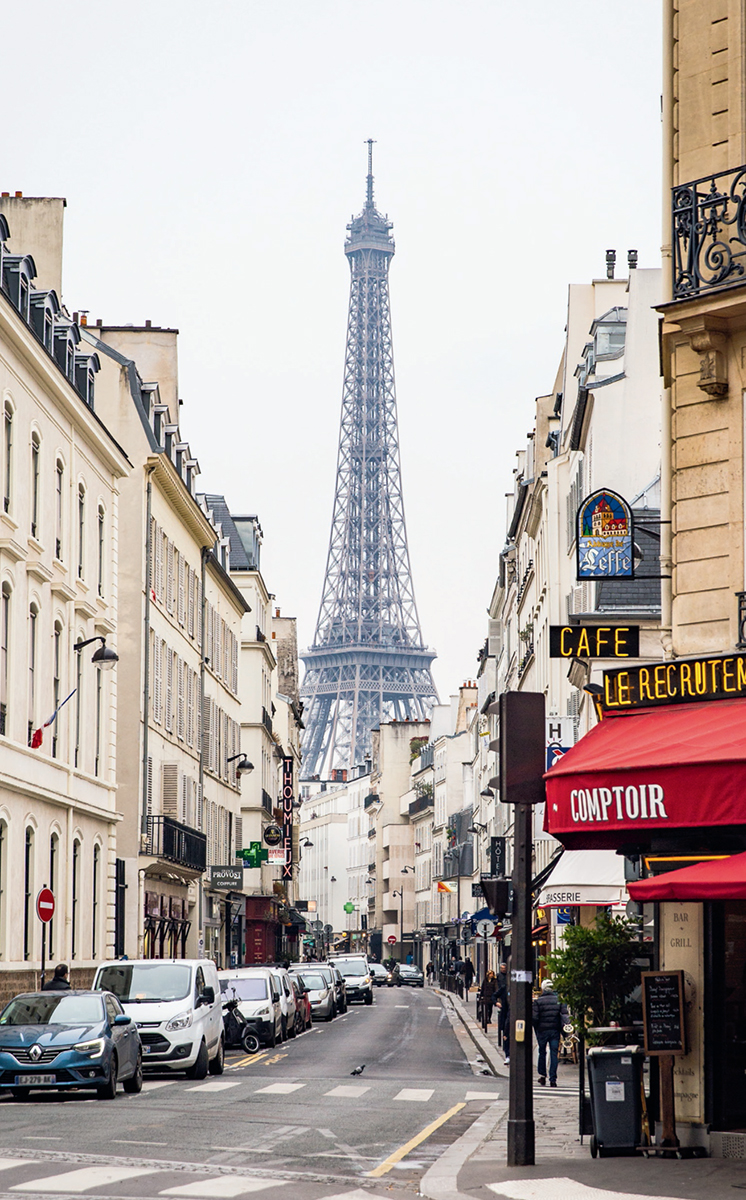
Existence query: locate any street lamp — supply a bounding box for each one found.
[480,787,495,799]
[74,635,118,670]
[227,753,254,776]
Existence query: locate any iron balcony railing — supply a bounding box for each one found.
[409,792,435,817]
[145,815,207,873]
[364,792,380,809]
[262,788,274,814]
[673,165,746,299]
[261,707,273,736]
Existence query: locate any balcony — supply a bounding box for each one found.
[145,815,207,873]
[261,707,273,737]
[409,792,434,817]
[262,789,274,814]
[673,166,746,300]
[364,793,380,809]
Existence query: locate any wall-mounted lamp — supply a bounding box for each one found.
[301,838,314,849]
[227,753,255,775]
[468,822,488,834]
[480,787,495,800]
[401,865,414,874]
[74,635,118,670]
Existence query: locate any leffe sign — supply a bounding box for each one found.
[282,756,294,881]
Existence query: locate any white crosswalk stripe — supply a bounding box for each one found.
[0,1162,34,1173]
[394,1087,433,1101]
[11,1166,155,1192]
[254,1082,305,1095]
[488,1180,690,1200]
[465,1091,500,1100]
[186,1080,241,1093]
[324,1085,370,1097]
[141,1080,178,1091]
[160,1178,285,1197]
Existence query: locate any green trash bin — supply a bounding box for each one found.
[587,1045,645,1157]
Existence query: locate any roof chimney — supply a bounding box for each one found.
[606,249,616,279]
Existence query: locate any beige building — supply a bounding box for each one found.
[0,198,129,998]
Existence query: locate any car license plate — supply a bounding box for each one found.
[142,1046,151,1054]
[15,1074,55,1085]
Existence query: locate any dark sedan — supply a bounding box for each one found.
[0,990,142,1099]
[397,965,425,988]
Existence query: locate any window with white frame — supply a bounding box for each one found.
[3,402,12,515]
[30,433,40,539]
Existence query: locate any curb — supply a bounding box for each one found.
[419,1099,507,1200]
[435,989,509,1080]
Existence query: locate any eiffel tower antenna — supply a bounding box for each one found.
[300,145,438,778]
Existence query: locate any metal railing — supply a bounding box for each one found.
[261,707,273,736]
[438,971,464,999]
[145,815,207,873]
[673,166,746,299]
[261,788,274,814]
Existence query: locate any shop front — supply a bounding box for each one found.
[544,663,746,1152]
[244,895,281,964]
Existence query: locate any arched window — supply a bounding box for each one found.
[71,838,80,960]
[77,484,85,580]
[23,827,34,961]
[74,637,83,769]
[52,622,62,759]
[97,505,105,597]
[49,831,58,959]
[92,844,100,959]
[55,459,64,560]
[94,669,102,778]
[3,402,12,515]
[30,433,40,539]
[0,584,10,737]
[28,605,38,747]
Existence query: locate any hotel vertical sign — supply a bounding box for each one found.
[282,756,294,881]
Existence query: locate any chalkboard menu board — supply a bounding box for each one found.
[641,970,686,1056]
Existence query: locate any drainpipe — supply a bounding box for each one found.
[660,0,674,658]
[198,545,209,957]
[141,466,156,841]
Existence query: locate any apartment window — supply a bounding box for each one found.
[77,484,85,579]
[30,434,40,539]
[27,606,38,747]
[55,460,64,559]
[0,584,9,737]
[97,506,105,596]
[92,844,100,959]
[94,669,102,777]
[43,310,53,351]
[74,639,83,768]
[49,832,58,959]
[23,827,33,961]
[71,839,80,960]
[3,403,12,515]
[52,622,62,758]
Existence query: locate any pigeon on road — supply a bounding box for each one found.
[350,1065,366,1076]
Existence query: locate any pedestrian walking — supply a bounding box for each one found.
[463,958,475,994]
[495,962,510,1051]
[42,964,71,991]
[425,961,434,984]
[478,969,497,1025]
[532,978,569,1087]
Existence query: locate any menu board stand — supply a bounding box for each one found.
[641,971,686,1154]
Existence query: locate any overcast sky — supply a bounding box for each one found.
[4,1,662,699]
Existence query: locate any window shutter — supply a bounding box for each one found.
[166,540,174,613]
[159,530,167,601]
[153,635,162,724]
[232,632,238,694]
[162,762,179,818]
[202,695,212,774]
[187,568,194,638]
[235,815,243,852]
[165,648,173,733]
[147,756,153,817]
[177,658,185,740]
[186,668,194,747]
[150,517,157,596]
[178,553,185,626]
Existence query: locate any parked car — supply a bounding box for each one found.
[320,963,347,1013]
[292,969,335,1020]
[0,990,142,1100]
[94,959,223,1078]
[397,965,424,988]
[333,958,373,1005]
[290,976,312,1031]
[369,963,389,987]
[217,968,283,1048]
[268,968,299,1039]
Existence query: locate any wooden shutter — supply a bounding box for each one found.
[177,658,185,740]
[235,815,243,852]
[153,635,162,724]
[178,553,185,626]
[186,668,194,747]
[187,567,194,638]
[165,648,173,733]
[162,762,179,818]
[147,756,153,817]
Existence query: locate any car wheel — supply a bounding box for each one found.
[288,1014,297,1038]
[123,1052,143,1094]
[325,1005,334,1021]
[184,1040,209,1080]
[265,1024,277,1049]
[96,1054,118,1100]
[208,1036,225,1075]
[280,1017,288,1042]
[364,991,373,1006]
[11,1088,29,1100]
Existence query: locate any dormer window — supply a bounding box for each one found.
[2,254,36,318]
[53,323,81,382]
[591,307,627,361]
[30,291,60,351]
[164,425,179,460]
[152,405,169,447]
[74,353,99,408]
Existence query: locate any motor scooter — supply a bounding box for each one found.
[222,996,262,1054]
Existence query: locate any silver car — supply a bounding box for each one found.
[292,969,335,1021]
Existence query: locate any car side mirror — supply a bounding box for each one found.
[272,991,280,1003]
[113,1014,132,1026]
[198,986,215,1007]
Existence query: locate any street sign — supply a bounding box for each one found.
[312,920,323,933]
[387,935,397,945]
[471,883,483,899]
[324,924,333,935]
[476,918,496,938]
[36,888,55,923]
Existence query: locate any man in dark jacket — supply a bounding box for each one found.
[42,964,71,991]
[495,962,510,1053]
[462,958,475,993]
[532,978,569,1087]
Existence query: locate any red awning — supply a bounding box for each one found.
[543,698,746,849]
[628,853,746,901]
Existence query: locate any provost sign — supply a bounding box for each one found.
[577,489,634,580]
[602,653,746,710]
[281,756,294,881]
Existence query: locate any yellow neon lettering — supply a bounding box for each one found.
[666,664,678,697]
[639,668,654,702]
[577,629,590,657]
[560,628,573,656]
[723,658,736,693]
[654,664,668,700]
[680,662,694,697]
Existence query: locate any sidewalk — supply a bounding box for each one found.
[435,984,746,1199]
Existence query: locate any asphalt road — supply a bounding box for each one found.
[0,985,507,1200]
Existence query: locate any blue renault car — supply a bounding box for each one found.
[0,990,142,1099]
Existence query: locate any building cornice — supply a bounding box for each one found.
[147,454,217,545]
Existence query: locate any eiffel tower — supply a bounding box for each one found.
[300,142,438,778]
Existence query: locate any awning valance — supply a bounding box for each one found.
[536,849,626,907]
[544,698,746,849]
[628,853,744,901]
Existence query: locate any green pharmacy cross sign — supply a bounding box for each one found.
[344,902,355,914]
[236,842,269,869]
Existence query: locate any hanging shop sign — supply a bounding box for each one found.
[549,625,640,659]
[576,489,634,580]
[281,756,294,881]
[602,652,746,711]
[209,865,243,890]
[263,824,283,847]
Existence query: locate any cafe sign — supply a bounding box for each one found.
[603,652,746,711]
[577,489,634,580]
[550,625,639,659]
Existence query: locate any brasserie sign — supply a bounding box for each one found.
[603,652,746,710]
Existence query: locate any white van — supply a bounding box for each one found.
[93,959,224,1078]
[218,968,283,1048]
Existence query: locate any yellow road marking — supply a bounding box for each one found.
[366,1101,466,1177]
[230,1051,269,1069]
[263,1053,288,1065]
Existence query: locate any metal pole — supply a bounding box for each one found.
[41,919,46,989]
[400,889,403,962]
[507,799,535,1166]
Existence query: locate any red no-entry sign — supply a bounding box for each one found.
[387,935,397,945]
[36,888,55,923]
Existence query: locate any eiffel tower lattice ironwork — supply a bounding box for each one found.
[300,143,438,778]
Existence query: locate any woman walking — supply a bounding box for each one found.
[478,969,497,1025]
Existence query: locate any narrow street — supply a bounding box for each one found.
[0,989,505,1200]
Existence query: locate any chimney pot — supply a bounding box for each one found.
[1,193,9,198]
[14,192,22,198]
[96,319,102,327]
[145,319,152,328]
[73,312,79,323]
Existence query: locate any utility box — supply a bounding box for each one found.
[587,1046,646,1157]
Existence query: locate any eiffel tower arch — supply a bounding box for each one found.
[300,143,438,778]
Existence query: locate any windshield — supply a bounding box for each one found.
[298,974,326,990]
[96,963,191,1003]
[0,995,103,1026]
[338,962,367,976]
[220,978,268,1001]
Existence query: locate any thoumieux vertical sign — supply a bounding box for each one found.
[282,756,294,881]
